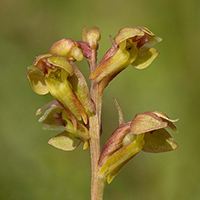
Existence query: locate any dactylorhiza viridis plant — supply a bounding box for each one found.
[27,26,178,200]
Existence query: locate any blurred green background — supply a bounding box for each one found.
[1,0,200,199]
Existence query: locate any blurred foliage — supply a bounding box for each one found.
[0,0,200,199]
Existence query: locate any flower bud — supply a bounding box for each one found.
[87,26,101,49]
[50,39,83,61]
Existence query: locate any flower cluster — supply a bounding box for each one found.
[27,26,178,188]
[27,35,97,149]
[98,111,178,183]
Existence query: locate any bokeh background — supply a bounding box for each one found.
[1,0,200,199]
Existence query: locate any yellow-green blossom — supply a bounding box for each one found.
[90,26,162,93]
[36,100,90,151]
[27,39,95,129]
[98,111,178,183]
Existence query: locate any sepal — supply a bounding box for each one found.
[130,112,168,135]
[99,132,144,183]
[130,111,178,135]
[114,27,144,45]
[98,123,131,168]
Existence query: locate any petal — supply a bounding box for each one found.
[130,112,168,135]
[152,111,179,132]
[38,106,65,125]
[36,100,59,115]
[71,46,83,61]
[32,54,52,66]
[152,111,178,122]
[114,27,145,45]
[122,132,138,146]
[47,56,74,76]
[48,131,81,151]
[49,39,75,56]
[27,69,49,95]
[142,129,178,153]
[42,124,66,131]
[143,37,162,49]
[132,47,159,69]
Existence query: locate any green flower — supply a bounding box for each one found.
[130,111,178,153]
[98,111,178,183]
[36,100,90,151]
[27,39,95,128]
[90,26,162,93]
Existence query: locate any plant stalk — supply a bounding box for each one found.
[89,49,106,200]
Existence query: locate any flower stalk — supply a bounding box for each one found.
[27,25,179,200]
[88,30,105,200]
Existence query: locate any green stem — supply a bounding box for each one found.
[89,49,106,200]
